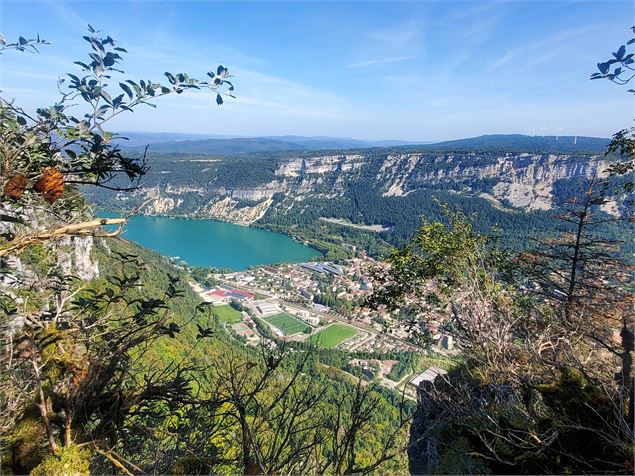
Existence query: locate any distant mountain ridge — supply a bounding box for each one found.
[114,132,430,153]
[115,132,610,155]
[425,134,609,154]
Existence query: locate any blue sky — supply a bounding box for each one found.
[0,0,632,141]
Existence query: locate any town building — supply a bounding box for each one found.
[256,302,281,317]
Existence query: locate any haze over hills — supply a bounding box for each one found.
[115,132,430,153]
[115,132,610,155]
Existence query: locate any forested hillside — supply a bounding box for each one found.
[117,133,428,154]
[89,144,631,259]
[115,132,609,156]
[3,229,414,474]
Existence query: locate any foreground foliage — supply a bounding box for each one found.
[371,192,633,473]
[0,28,413,475]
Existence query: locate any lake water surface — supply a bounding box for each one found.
[107,214,321,270]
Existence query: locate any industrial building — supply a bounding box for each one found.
[300,262,343,276]
[256,302,281,317]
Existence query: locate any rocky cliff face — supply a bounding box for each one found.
[388,153,611,210]
[1,204,100,281]
[56,236,99,281]
[202,196,274,225]
[108,151,620,224]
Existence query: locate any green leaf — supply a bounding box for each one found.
[119,82,133,99]
[103,52,117,67]
[100,90,113,104]
[126,80,142,96]
[613,45,626,60]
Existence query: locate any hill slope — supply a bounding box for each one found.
[425,134,609,154]
[116,133,609,155]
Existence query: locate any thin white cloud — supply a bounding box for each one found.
[346,56,415,68]
[152,63,354,121]
[490,24,602,71]
[3,69,60,81]
[369,20,423,47]
[46,0,89,32]
[0,86,56,99]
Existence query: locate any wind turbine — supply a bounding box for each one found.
[529,125,537,137]
[555,124,563,140]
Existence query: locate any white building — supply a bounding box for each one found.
[303,316,320,326]
[256,302,281,317]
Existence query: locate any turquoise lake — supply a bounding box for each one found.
[104,214,321,271]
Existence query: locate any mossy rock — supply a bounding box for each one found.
[2,412,45,474]
[30,445,90,476]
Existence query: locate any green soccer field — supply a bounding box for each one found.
[264,313,311,335]
[308,323,358,349]
[212,305,243,324]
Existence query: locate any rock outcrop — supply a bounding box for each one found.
[105,150,623,224]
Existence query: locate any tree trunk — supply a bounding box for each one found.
[31,358,58,452]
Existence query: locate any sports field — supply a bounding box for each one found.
[308,323,358,349]
[212,305,243,324]
[264,313,311,335]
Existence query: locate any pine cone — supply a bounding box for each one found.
[34,167,64,204]
[3,174,28,199]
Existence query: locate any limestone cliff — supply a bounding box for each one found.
[103,150,624,225]
[202,196,273,224]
